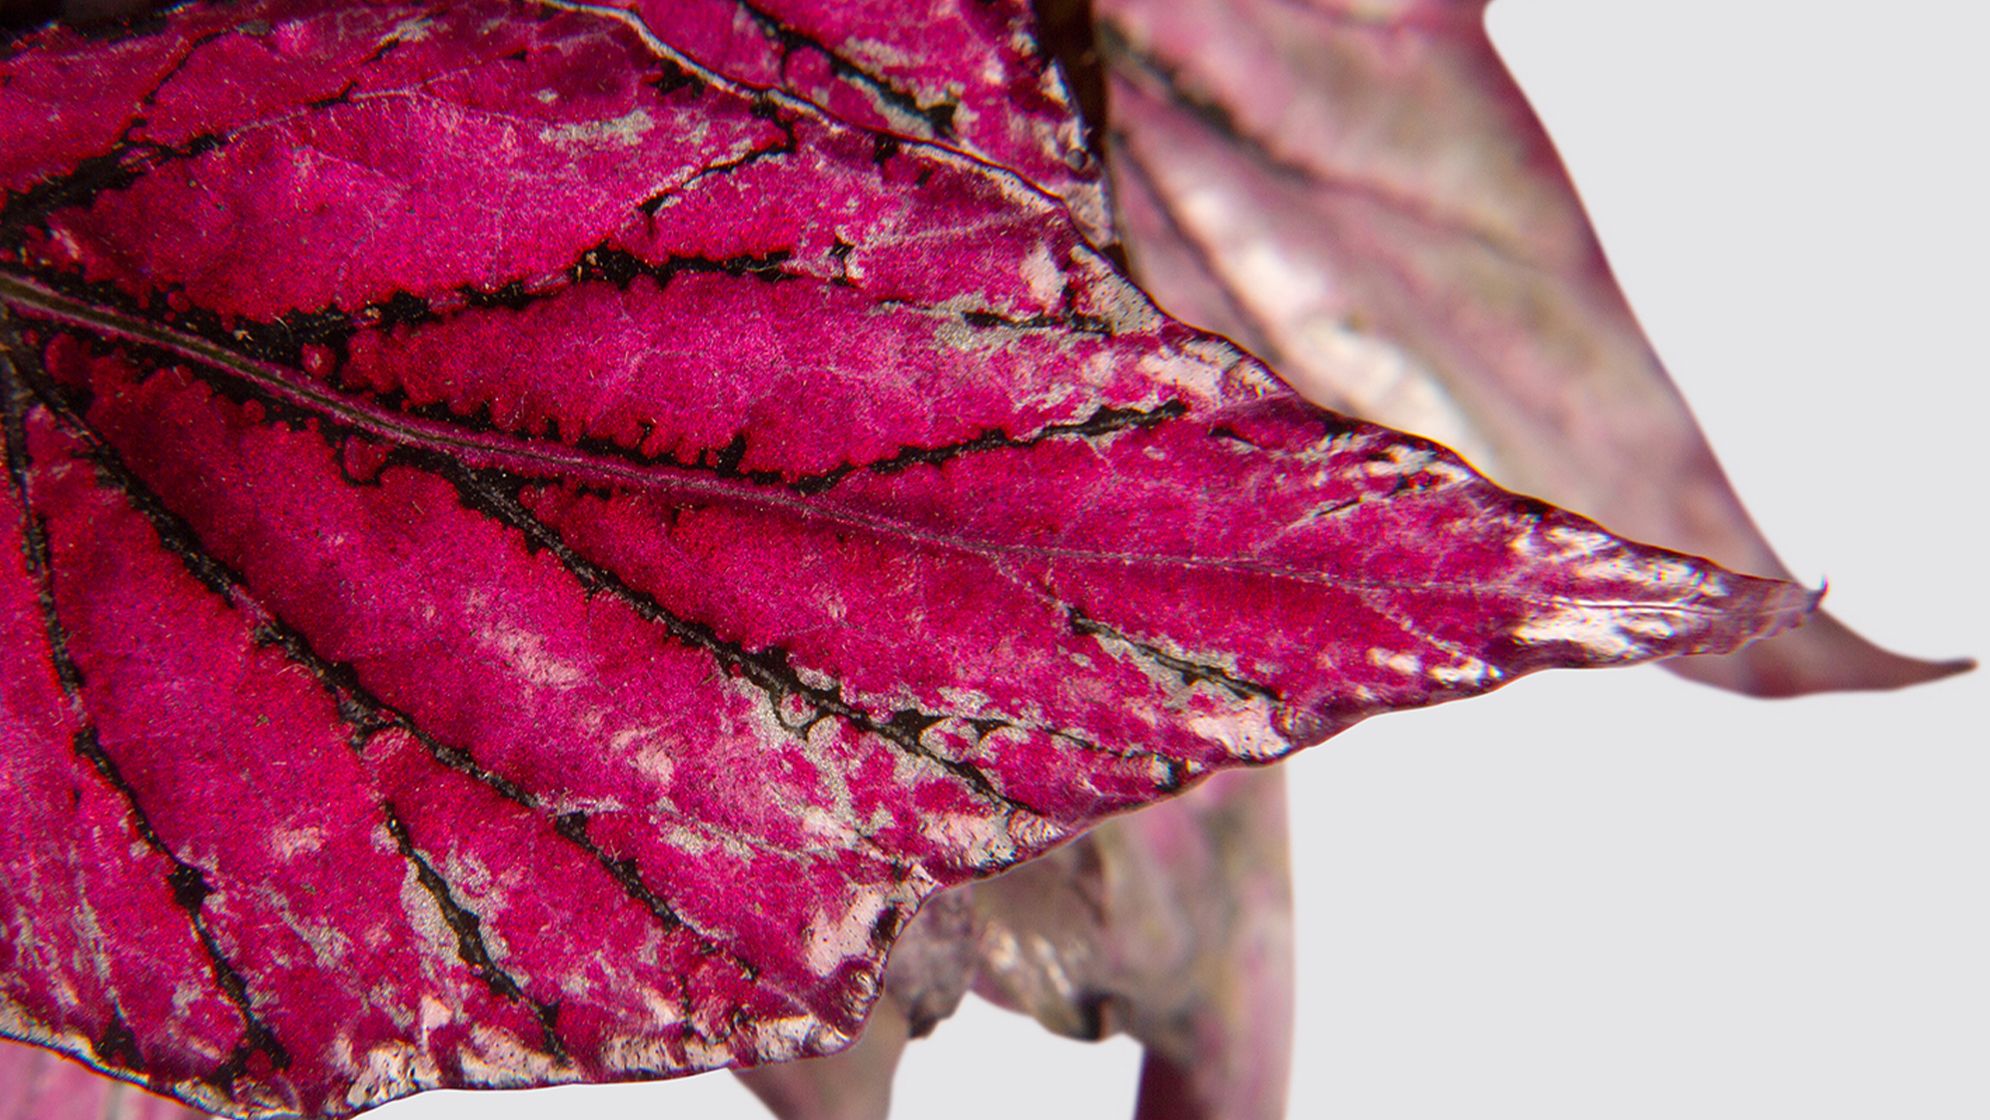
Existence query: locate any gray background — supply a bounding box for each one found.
[394,1,1988,1115]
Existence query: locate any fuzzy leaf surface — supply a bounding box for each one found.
[0,1,1810,1115]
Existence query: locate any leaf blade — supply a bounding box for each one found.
[0,2,1813,1115]
[1094,0,1962,695]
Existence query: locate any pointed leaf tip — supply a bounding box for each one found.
[0,1,1815,1115]
[1666,613,1973,698]
[1094,0,1947,700]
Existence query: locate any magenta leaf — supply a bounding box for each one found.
[612,0,1111,243]
[741,770,1296,1120]
[1094,0,1965,697]
[1,1,1813,1116]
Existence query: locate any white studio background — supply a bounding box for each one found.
[388,3,1987,1117]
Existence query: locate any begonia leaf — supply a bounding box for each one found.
[1,1,1813,1117]
[1094,0,1965,696]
